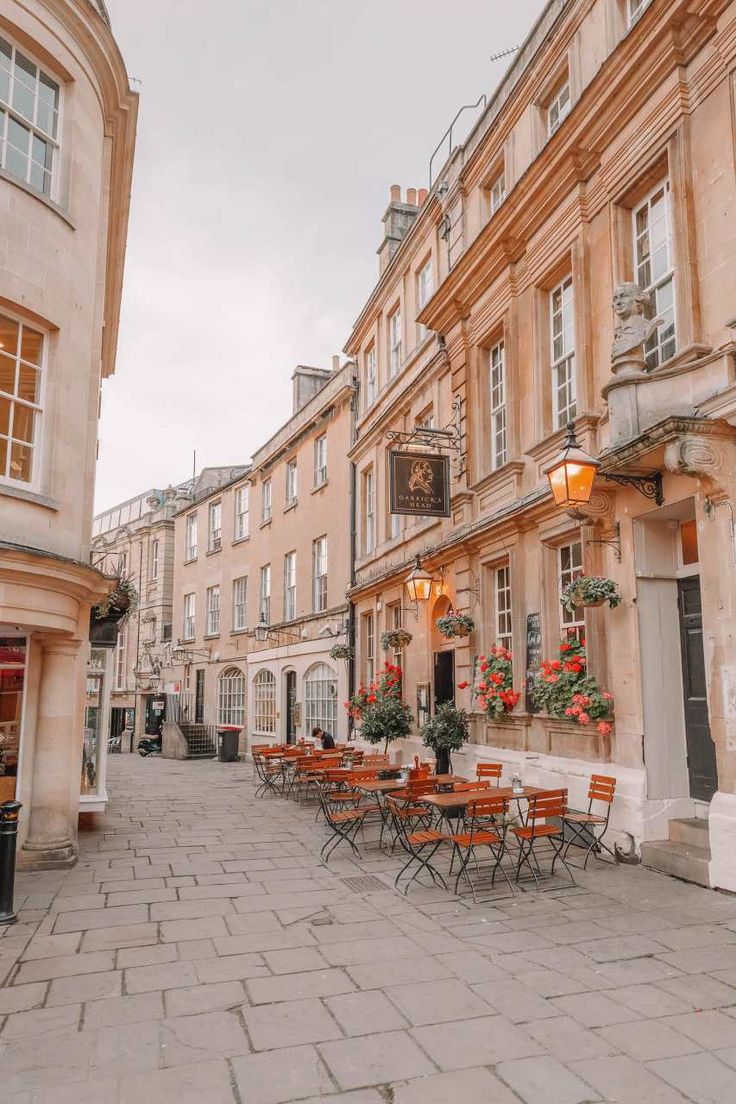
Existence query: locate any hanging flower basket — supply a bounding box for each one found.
[93,577,139,622]
[436,612,475,639]
[561,576,621,614]
[381,628,413,651]
[330,643,354,661]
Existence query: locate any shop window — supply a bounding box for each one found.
[680,519,698,566]
[304,662,338,736]
[0,637,25,801]
[218,667,245,726]
[253,669,276,733]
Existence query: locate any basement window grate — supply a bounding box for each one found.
[340,875,390,894]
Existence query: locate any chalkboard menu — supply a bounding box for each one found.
[525,612,542,714]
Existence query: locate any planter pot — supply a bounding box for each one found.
[572,597,605,609]
[435,748,452,776]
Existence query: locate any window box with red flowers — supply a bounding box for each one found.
[530,638,614,740]
[468,645,521,721]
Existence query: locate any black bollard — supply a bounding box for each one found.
[0,801,22,926]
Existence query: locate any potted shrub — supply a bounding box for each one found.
[330,643,354,661]
[464,645,520,720]
[358,696,413,755]
[420,701,469,775]
[436,612,475,639]
[561,576,621,613]
[381,628,413,651]
[531,637,614,738]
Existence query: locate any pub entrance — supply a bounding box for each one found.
[285,671,297,744]
[433,650,455,710]
[678,576,718,802]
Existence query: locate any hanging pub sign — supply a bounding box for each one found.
[389,450,451,518]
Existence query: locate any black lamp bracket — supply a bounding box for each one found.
[601,471,664,506]
[585,521,622,563]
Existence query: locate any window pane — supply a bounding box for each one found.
[0,316,18,358]
[9,440,32,482]
[0,436,6,476]
[0,353,15,396]
[11,404,34,443]
[12,53,36,123]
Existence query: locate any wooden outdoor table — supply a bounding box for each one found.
[422,784,549,809]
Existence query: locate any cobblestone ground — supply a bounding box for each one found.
[3,758,736,1102]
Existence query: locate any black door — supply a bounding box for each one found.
[285,671,297,744]
[433,650,455,710]
[195,669,205,724]
[144,695,165,736]
[678,577,718,802]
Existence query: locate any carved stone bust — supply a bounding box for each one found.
[611,282,662,363]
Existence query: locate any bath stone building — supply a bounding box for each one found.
[167,363,355,752]
[0,0,137,864]
[348,0,736,891]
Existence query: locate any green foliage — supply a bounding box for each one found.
[560,576,621,613]
[421,702,469,753]
[359,695,413,752]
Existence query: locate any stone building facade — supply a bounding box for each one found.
[167,364,355,748]
[348,0,736,890]
[0,0,137,863]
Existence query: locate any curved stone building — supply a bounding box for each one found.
[0,0,137,865]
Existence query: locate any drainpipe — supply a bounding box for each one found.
[347,364,359,740]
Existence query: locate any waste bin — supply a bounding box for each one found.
[217,726,241,763]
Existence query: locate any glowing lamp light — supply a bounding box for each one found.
[544,422,600,509]
[405,555,434,603]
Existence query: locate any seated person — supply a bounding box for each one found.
[312,726,336,750]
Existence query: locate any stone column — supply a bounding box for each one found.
[21,636,83,868]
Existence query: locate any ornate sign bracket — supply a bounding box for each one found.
[385,398,463,454]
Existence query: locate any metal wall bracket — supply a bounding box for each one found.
[585,521,622,563]
[601,471,663,506]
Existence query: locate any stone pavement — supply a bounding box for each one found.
[3,759,736,1103]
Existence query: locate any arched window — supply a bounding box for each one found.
[253,669,276,734]
[217,667,245,726]
[304,662,337,736]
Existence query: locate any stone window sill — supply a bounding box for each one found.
[312,480,328,494]
[0,482,60,511]
[284,500,298,513]
[232,535,250,546]
[0,166,76,229]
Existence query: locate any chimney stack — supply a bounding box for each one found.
[378,185,421,275]
[332,355,341,373]
[291,365,334,414]
[418,187,428,206]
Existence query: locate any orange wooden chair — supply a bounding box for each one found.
[476,762,503,786]
[449,794,514,901]
[386,795,452,894]
[562,774,617,868]
[511,789,574,888]
[318,787,369,862]
[453,780,491,792]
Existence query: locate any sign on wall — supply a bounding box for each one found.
[389,451,451,518]
[525,612,542,714]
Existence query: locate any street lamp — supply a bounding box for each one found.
[254,615,270,643]
[544,423,600,510]
[405,555,434,603]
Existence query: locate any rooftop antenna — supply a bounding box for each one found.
[490,45,521,62]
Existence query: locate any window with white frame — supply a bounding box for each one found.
[183,593,196,640]
[217,667,245,726]
[150,539,160,581]
[259,564,271,623]
[0,37,59,198]
[283,551,297,621]
[490,340,507,469]
[548,80,571,136]
[559,540,584,639]
[314,433,327,486]
[417,258,433,342]
[261,479,272,523]
[253,669,276,733]
[634,180,676,370]
[286,458,297,505]
[232,576,247,632]
[119,550,128,577]
[234,485,249,541]
[0,312,44,486]
[627,0,651,26]
[206,585,220,635]
[389,306,402,378]
[208,501,221,552]
[363,468,375,554]
[185,514,198,560]
[550,276,576,429]
[304,662,338,735]
[115,625,126,691]
[363,612,375,686]
[495,565,513,651]
[312,536,328,613]
[365,344,377,409]
[490,170,506,215]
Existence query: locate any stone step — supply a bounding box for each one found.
[668,816,710,849]
[640,838,711,888]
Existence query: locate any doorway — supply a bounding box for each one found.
[285,671,297,744]
[678,576,718,802]
[433,650,455,710]
[194,669,205,724]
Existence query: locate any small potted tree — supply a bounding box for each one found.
[420,701,469,776]
[561,576,621,613]
[359,696,413,756]
[436,612,475,639]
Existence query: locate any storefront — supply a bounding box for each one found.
[81,647,115,813]
[0,636,27,804]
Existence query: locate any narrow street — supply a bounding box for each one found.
[1,758,736,1102]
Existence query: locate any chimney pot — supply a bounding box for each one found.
[332,355,341,373]
[406,187,417,206]
[418,188,428,205]
[390,184,401,202]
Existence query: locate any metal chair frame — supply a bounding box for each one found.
[511,789,575,889]
[387,796,452,895]
[562,774,618,868]
[450,795,514,902]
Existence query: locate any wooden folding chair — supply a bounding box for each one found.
[252,752,283,798]
[476,762,503,786]
[511,789,575,888]
[449,794,514,901]
[562,774,617,868]
[318,785,369,863]
[386,795,452,894]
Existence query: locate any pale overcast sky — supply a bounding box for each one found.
[96,0,547,512]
